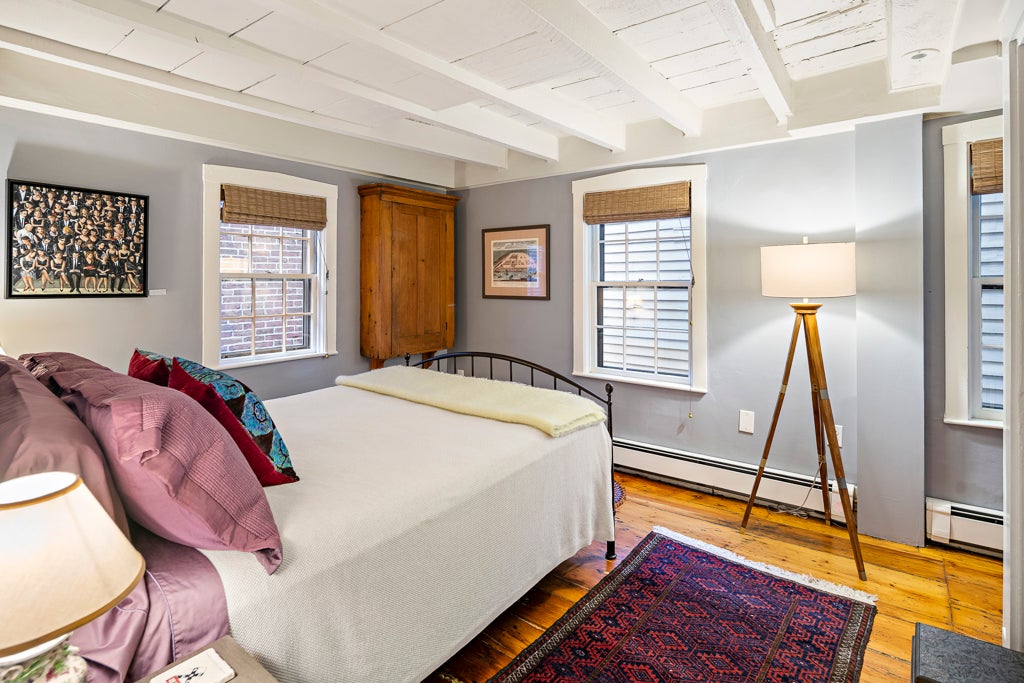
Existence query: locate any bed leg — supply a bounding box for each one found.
[605,540,616,560]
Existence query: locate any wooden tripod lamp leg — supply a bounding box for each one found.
[803,325,833,526]
[741,310,802,529]
[802,308,867,581]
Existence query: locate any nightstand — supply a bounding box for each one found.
[136,636,277,683]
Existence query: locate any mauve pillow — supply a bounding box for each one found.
[168,360,297,486]
[19,351,111,385]
[0,356,129,534]
[51,367,283,574]
[128,349,171,386]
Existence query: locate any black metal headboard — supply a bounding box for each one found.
[405,351,614,438]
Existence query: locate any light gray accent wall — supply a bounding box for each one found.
[456,133,861,484]
[854,115,926,546]
[923,111,1004,509]
[0,105,430,399]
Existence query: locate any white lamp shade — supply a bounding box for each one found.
[0,472,144,658]
[760,242,856,298]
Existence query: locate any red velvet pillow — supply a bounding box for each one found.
[128,349,170,386]
[168,360,297,486]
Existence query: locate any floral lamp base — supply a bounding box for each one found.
[0,640,87,683]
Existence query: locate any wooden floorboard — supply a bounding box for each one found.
[427,471,1003,682]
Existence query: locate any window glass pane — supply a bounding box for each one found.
[252,236,282,274]
[254,317,284,354]
[656,288,689,330]
[624,287,655,329]
[220,318,252,359]
[219,233,250,273]
[285,279,311,314]
[976,193,1004,277]
[221,223,250,235]
[626,240,658,281]
[602,222,626,241]
[658,238,690,281]
[282,238,308,275]
[600,241,627,281]
[252,225,282,236]
[255,279,284,316]
[597,286,624,328]
[656,330,689,377]
[981,285,1004,410]
[623,328,657,374]
[220,278,252,318]
[285,315,311,350]
[627,219,658,241]
[282,227,305,238]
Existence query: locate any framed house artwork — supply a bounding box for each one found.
[7,179,148,298]
[482,224,550,300]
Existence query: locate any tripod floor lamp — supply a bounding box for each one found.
[740,240,866,581]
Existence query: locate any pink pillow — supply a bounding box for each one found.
[19,351,111,385]
[53,367,283,574]
[168,360,296,486]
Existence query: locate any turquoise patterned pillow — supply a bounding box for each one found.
[173,356,297,482]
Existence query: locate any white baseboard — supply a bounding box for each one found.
[613,438,853,522]
[926,497,1003,553]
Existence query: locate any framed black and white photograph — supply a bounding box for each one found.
[7,179,148,298]
[482,224,550,300]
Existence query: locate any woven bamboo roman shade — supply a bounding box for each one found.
[970,138,1003,195]
[221,184,328,231]
[583,181,690,224]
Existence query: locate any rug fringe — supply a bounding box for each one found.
[652,526,878,605]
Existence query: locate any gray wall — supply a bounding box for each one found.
[854,116,925,545]
[922,111,1004,509]
[0,105,425,398]
[456,133,861,483]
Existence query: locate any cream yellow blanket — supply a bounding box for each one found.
[337,365,606,437]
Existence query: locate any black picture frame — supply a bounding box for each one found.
[7,179,148,298]
[481,224,550,300]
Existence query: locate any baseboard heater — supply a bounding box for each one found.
[926,497,1003,554]
[613,438,853,523]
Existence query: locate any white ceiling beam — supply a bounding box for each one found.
[0,25,508,168]
[251,0,626,152]
[888,0,963,91]
[706,0,793,125]
[63,0,558,160]
[0,48,458,187]
[515,0,704,137]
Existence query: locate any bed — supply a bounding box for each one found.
[1,350,615,683]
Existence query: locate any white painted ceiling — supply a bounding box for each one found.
[0,0,1008,187]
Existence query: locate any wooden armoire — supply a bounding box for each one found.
[358,183,460,369]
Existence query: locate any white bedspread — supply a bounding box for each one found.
[199,383,613,683]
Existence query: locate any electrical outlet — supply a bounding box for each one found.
[835,425,843,447]
[738,410,755,434]
[457,369,465,376]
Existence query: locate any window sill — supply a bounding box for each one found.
[943,416,1004,430]
[572,369,707,394]
[216,349,337,371]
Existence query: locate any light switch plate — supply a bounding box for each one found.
[739,410,755,434]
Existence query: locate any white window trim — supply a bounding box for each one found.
[201,164,337,370]
[571,166,708,393]
[942,115,1003,427]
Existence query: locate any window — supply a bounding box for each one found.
[572,167,707,392]
[942,117,1003,426]
[202,166,337,369]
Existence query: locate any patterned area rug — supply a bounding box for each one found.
[612,480,625,509]
[489,527,876,683]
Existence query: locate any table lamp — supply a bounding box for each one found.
[0,472,144,682]
[739,240,867,580]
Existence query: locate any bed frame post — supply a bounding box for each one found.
[605,382,616,561]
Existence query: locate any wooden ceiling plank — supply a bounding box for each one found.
[63,0,561,160]
[517,0,704,135]
[706,0,793,123]
[253,0,626,151]
[888,0,963,91]
[0,24,509,168]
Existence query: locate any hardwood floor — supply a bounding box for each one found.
[428,471,1003,682]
